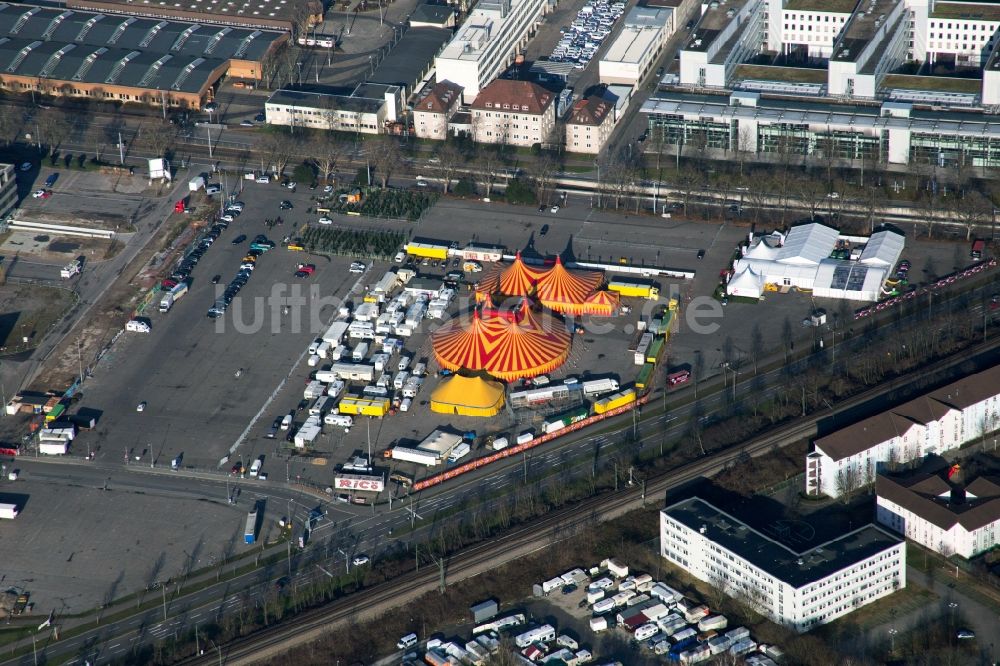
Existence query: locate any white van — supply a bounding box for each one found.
[397,355,411,371]
[281,414,292,430]
[308,338,322,355]
[394,251,406,263]
[249,458,262,477]
[307,354,321,367]
[397,633,418,649]
[324,414,354,428]
[491,437,509,451]
[400,397,412,412]
[316,341,331,359]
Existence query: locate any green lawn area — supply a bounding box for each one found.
[734,64,827,84]
[785,0,857,11]
[930,2,1000,20]
[823,585,938,633]
[882,74,981,93]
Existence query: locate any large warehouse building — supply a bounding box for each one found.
[65,0,322,32]
[0,3,286,109]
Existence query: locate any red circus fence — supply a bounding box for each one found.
[412,393,651,492]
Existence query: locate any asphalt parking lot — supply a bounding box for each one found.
[0,467,246,614]
[78,179,364,473]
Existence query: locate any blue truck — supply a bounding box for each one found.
[244,510,258,544]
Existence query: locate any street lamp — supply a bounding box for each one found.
[888,627,897,654]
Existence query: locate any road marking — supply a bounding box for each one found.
[109,643,121,649]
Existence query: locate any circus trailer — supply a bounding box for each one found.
[461,244,505,262]
[322,321,350,346]
[608,279,660,300]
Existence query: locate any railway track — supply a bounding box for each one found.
[181,335,1000,665]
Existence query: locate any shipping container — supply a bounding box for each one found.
[0,503,19,519]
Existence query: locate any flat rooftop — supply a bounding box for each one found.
[734,64,827,83]
[784,0,858,12]
[832,0,899,61]
[663,498,903,589]
[265,88,385,113]
[65,0,319,29]
[685,0,753,53]
[603,25,662,64]
[930,1,1000,20]
[371,27,449,88]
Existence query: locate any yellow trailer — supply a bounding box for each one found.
[608,279,660,300]
[405,241,450,260]
[337,396,390,417]
[593,389,637,414]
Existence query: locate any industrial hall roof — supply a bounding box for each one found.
[0,3,283,93]
[431,300,572,381]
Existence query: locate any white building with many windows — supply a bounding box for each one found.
[470,79,555,146]
[435,0,548,103]
[564,94,616,154]
[877,471,1000,558]
[806,365,1000,499]
[412,80,464,140]
[661,498,906,632]
[264,84,402,134]
[682,0,1000,105]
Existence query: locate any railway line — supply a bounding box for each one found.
[177,331,1000,665]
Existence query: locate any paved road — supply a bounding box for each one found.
[863,566,1000,663]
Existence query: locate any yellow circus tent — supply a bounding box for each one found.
[581,289,621,316]
[431,301,572,381]
[536,255,604,313]
[430,374,505,417]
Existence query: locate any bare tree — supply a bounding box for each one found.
[259,131,296,176]
[797,176,826,221]
[138,120,178,158]
[434,141,465,194]
[529,154,559,206]
[734,124,755,177]
[477,145,504,199]
[40,108,72,152]
[312,134,342,184]
[953,190,991,241]
[368,138,402,189]
[835,465,862,503]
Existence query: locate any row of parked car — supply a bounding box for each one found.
[163,216,232,292]
[204,202,275,318]
[549,0,625,67]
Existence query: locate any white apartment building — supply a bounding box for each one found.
[598,5,674,85]
[564,94,616,153]
[806,365,1000,499]
[684,0,1000,104]
[264,84,402,134]
[412,80,464,140]
[435,0,548,103]
[470,79,555,147]
[661,498,906,632]
[877,472,1000,558]
[0,163,17,223]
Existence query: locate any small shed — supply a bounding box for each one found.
[470,598,498,623]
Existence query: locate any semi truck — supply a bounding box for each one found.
[608,278,659,300]
[542,406,589,434]
[159,282,189,312]
[446,442,471,464]
[594,389,637,414]
[244,510,258,544]
[582,378,619,396]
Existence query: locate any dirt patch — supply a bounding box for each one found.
[0,232,115,263]
[0,284,77,354]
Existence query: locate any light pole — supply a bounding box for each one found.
[888,627,897,654]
